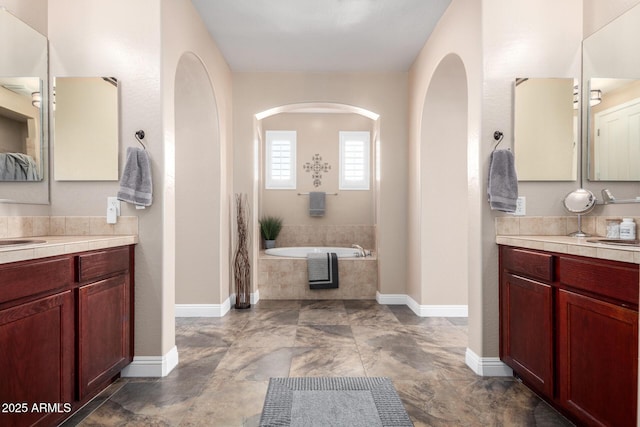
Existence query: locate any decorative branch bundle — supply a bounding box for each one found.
[233,193,251,309]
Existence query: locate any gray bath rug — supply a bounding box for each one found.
[259,377,413,427]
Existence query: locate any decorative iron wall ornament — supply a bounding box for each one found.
[303,154,331,187]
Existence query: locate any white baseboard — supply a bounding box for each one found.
[465,347,512,377]
[376,292,468,317]
[121,345,179,378]
[376,291,407,305]
[175,298,231,317]
[175,291,260,318]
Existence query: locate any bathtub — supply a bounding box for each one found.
[259,247,377,299]
[264,246,360,258]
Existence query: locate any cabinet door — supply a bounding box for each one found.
[558,289,638,427]
[500,272,554,397]
[0,291,74,427]
[77,274,131,400]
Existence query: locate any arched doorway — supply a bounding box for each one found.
[419,54,469,315]
[174,52,222,309]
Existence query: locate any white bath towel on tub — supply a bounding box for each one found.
[307,252,339,289]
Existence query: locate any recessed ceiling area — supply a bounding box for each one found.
[191,0,452,72]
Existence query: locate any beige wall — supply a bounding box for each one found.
[162,1,233,319]
[261,113,375,226]
[482,0,583,358]
[47,0,233,363]
[409,0,583,361]
[408,0,483,354]
[233,72,408,296]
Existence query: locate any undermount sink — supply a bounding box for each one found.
[0,239,47,246]
[586,238,640,247]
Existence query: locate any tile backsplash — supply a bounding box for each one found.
[0,216,138,238]
[496,215,640,237]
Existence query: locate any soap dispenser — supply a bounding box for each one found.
[619,218,636,240]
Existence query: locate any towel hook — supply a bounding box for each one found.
[135,130,146,150]
[492,130,504,151]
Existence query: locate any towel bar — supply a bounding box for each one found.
[297,192,338,196]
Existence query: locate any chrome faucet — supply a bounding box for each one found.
[601,188,616,203]
[352,244,366,257]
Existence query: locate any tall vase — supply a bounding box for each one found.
[233,193,251,309]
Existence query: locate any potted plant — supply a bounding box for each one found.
[259,215,283,249]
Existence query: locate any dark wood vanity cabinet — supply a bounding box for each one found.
[500,271,554,397]
[0,246,134,427]
[77,247,133,400]
[499,245,639,427]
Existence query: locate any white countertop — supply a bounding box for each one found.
[496,235,640,264]
[0,235,138,265]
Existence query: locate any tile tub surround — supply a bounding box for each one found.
[276,224,375,251]
[258,252,377,299]
[0,215,138,238]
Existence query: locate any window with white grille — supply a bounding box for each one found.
[339,131,370,190]
[265,130,296,189]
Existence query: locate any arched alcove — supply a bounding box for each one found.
[419,54,469,313]
[252,102,381,299]
[174,52,222,307]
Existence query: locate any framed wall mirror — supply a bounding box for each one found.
[53,77,119,181]
[0,8,49,203]
[513,77,578,181]
[583,3,640,182]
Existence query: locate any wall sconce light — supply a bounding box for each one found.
[572,86,602,108]
[589,89,602,106]
[31,91,41,108]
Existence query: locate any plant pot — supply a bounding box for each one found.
[264,239,276,249]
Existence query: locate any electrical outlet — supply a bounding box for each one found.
[514,196,526,216]
[107,197,120,224]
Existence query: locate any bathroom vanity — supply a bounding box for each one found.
[0,237,136,427]
[498,237,638,427]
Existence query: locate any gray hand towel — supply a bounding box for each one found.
[0,153,39,181]
[117,147,153,207]
[307,252,339,289]
[309,191,326,217]
[488,149,518,212]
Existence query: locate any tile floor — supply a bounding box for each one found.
[62,300,574,426]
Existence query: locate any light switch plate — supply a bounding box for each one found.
[514,196,526,216]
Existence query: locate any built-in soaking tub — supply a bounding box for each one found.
[259,246,377,299]
[265,246,360,258]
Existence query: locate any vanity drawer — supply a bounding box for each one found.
[557,256,639,307]
[501,247,554,282]
[77,246,130,283]
[0,256,74,304]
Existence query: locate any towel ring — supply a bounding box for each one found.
[135,130,146,150]
[492,130,504,151]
